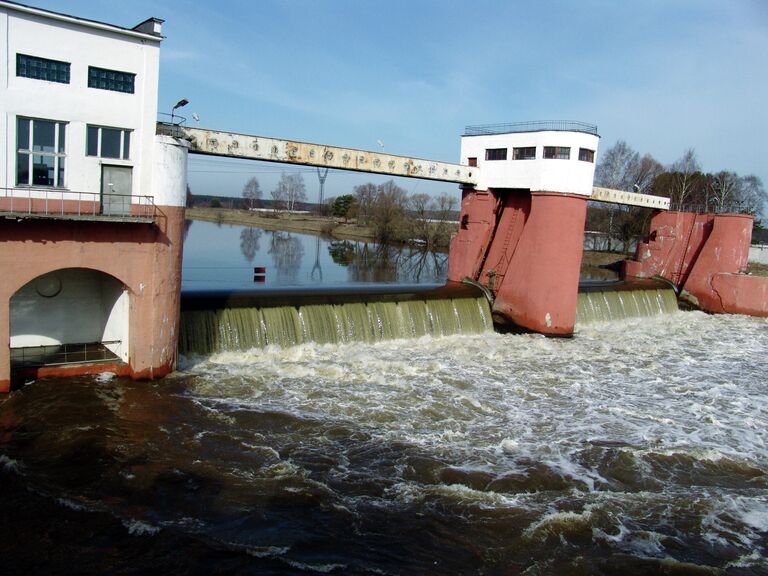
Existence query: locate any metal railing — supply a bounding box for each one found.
[10,341,123,368]
[464,120,599,136]
[157,113,188,139]
[0,187,157,220]
[677,202,752,215]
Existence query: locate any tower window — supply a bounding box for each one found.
[579,148,595,162]
[513,147,536,160]
[544,146,571,159]
[485,148,507,161]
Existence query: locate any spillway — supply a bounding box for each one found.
[179,283,493,355]
[575,281,679,327]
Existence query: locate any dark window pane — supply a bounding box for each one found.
[87,126,99,156]
[58,123,66,153]
[58,157,65,187]
[123,131,130,159]
[17,118,29,150]
[485,148,507,161]
[88,66,135,94]
[579,148,594,163]
[101,128,121,158]
[32,155,55,186]
[33,120,55,153]
[16,53,70,83]
[513,147,536,160]
[17,152,30,185]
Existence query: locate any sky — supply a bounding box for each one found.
[29,0,768,207]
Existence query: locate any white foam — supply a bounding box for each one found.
[0,454,21,472]
[184,311,768,554]
[123,518,161,536]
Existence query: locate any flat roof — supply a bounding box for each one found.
[0,0,163,42]
[464,121,599,137]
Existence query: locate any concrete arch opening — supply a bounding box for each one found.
[10,269,129,377]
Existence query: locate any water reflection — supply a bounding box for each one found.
[268,231,305,284]
[329,240,448,283]
[239,228,262,262]
[182,220,449,290]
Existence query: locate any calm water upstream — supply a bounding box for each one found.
[182,220,450,290]
[0,221,766,574]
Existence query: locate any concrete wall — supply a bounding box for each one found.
[460,130,599,194]
[0,3,161,201]
[749,245,768,265]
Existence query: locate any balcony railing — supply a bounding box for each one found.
[0,187,157,222]
[464,120,599,136]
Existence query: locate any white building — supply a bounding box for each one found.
[460,121,600,195]
[0,0,163,214]
[0,1,189,392]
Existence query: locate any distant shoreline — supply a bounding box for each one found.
[186,207,380,243]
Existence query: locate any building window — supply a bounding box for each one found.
[513,147,536,160]
[485,148,507,161]
[578,148,595,163]
[17,117,67,187]
[88,66,135,94]
[87,125,131,159]
[544,146,571,159]
[467,157,477,167]
[16,53,70,84]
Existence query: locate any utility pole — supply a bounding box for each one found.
[316,167,329,206]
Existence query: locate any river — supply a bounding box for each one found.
[0,223,766,574]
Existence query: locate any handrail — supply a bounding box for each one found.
[464,120,599,136]
[0,186,157,220]
[10,340,123,368]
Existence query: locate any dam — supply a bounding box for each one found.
[0,3,767,574]
[1,1,766,390]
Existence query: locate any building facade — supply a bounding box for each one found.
[0,1,188,391]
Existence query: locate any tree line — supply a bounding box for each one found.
[240,173,459,249]
[242,173,307,212]
[589,141,767,251]
[326,181,458,249]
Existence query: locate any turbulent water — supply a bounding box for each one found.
[1,311,767,574]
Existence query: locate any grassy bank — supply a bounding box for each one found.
[186,207,379,242]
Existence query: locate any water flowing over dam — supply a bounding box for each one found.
[576,283,679,326]
[1,311,766,574]
[180,294,492,355]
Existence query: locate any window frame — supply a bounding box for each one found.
[16,53,70,84]
[485,148,508,161]
[88,66,136,94]
[16,117,67,188]
[543,146,571,160]
[578,148,595,163]
[86,125,132,160]
[513,147,537,160]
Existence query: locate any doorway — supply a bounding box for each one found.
[101,165,133,216]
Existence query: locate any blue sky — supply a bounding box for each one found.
[31,0,768,205]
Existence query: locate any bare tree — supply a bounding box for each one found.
[432,192,458,247]
[272,173,306,213]
[409,192,432,246]
[593,142,664,251]
[372,180,409,244]
[353,182,377,224]
[669,148,702,210]
[594,140,639,190]
[242,177,262,210]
